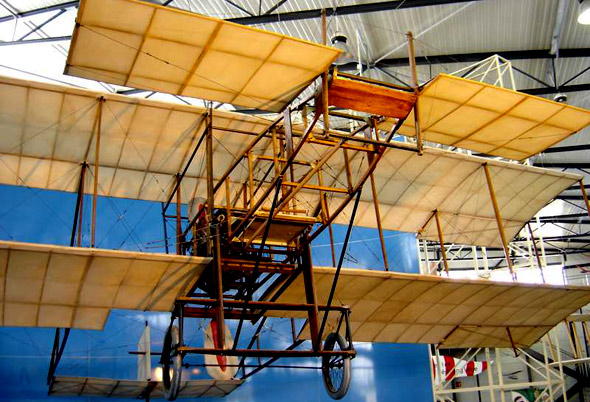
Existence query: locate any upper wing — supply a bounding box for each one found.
[397,74,590,160]
[65,0,341,112]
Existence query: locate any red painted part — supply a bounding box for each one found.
[210,319,227,372]
[444,355,455,381]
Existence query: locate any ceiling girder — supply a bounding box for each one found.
[521,83,590,95]
[227,0,482,25]
[535,163,590,169]
[0,0,481,26]
[339,48,590,71]
[542,144,590,154]
[0,1,77,24]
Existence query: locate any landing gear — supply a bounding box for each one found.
[322,332,352,400]
[162,325,182,401]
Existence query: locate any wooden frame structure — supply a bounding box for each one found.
[0,0,588,399]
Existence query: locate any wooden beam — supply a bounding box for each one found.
[90,98,104,248]
[434,210,449,275]
[406,31,423,155]
[321,9,329,133]
[175,173,182,255]
[328,77,416,118]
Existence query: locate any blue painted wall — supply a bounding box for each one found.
[0,185,433,402]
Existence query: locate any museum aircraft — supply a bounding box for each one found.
[1,0,590,399]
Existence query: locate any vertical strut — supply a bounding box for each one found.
[321,9,329,133]
[406,31,422,155]
[247,151,254,208]
[483,163,516,281]
[175,173,182,255]
[161,202,169,254]
[434,210,449,275]
[91,97,104,248]
[225,178,232,235]
[71,162,87,248]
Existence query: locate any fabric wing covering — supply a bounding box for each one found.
[0,75,580,248]
[49,377,243,398]
[397,74,590,160]
[268,267,590,348]
[0,241,210,329]
[341,143,581,248]
[65,0,341,112]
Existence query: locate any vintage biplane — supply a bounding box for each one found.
[2,0,590,400]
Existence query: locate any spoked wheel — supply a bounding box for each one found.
[322,332,351,400]
[162,325,182,401]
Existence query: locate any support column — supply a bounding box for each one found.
[482,246,489,272]
[527,222,546,283]
[495,348,506,402]
[471,245,479,273]
[423,239,430,274]
[484,348,496,402]
[91,97,104,248]
[483,163,516,281]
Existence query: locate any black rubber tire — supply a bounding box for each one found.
[322,332,351,400]
[162,325,182,401]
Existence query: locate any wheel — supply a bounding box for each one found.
[322,332,351,400]
[162,325,182,401]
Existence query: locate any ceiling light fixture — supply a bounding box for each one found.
[578,0,590,25]
[331,33,354,66]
